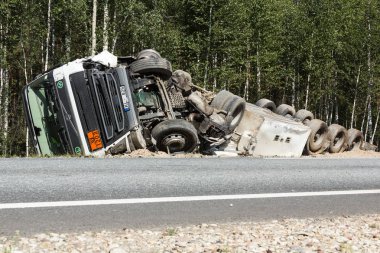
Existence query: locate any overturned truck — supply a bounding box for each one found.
[22,50,367,157]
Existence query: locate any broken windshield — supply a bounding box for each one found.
[26,74,66,156]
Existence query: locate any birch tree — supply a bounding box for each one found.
[103,0,109,51]
[0,8,9,155]
[351,66,361,129]
[203,0,213,88]
[91,0,97,55]
[365,0,374,142]
[372,107,379,144]
[44,0,52,71]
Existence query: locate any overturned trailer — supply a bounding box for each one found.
[219,103,311,157]
[22,50,367,157]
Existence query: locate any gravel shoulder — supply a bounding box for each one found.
[1,214,379,253]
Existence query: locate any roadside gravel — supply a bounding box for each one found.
[1,214,379,253]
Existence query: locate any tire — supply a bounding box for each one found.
[327,124,348,153]
[275,104,296,117]
[211,90,246,131]
[294,109,314,124]
[137,49,161,59]
[151,119,199,153]
[129,58,172,80]
[347,128,363,151]
[255,98,276,112]
[305,119,329,153]
[223,96,246,130]
[211,90,233,109]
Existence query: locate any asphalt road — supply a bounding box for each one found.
[0,157,379,235]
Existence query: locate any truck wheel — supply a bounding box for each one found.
[294,109,314,124]
[211,90,246,131]
[255,98,276,112]
[224,96,245,130]
[347,128,363,151]
[151,119,199,153]
[129,58,172,80]
[305,119,329,153]
[328,124,348,153]
[211,90,233,109]
[275,104,296,117]
[137,49,161,59]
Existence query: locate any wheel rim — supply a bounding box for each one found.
[161,133,187,152]
[312,128,326,150]
[333,131,344,148]
[230,106,244,127]
[351,137,362,149]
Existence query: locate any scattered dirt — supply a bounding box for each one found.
[109,148,380,159]
[111,149,170,158]
[109,149,205,158]
[313,149,380,158]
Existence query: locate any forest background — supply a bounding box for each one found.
[0,0,379,156]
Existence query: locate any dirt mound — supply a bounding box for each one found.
[109,149,205,158]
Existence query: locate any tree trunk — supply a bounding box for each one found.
[244,42,250,101]
[51,17,55,62]
[111,3,117,53]
[350,66,361,129]
[2,68,8,156]
[296,71,300,109]
[44,0,52,71]
[91,0,98,56]
[291,71,296,107]
[305,80,310,110]
[305,49,313,110]
[282,75,288,103]
[371,107,379,144]
[203,1,213,88]
[0,67,2,114]
[364,96,372,142]
[361,95,369,132]
[1,19,9,155]
[103,0,109,51]
[21,40,29,157]
[256,43,261,97]
[212,53,217,92]
[328,99,333,125]
[365,2,373,142]
[111,13,128,54]
[0,23,3,116]
[41,42,44,71]
[65,21,71,60]
[334,71,339,123]
[65,1,71,61]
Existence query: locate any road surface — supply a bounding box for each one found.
[0,157,379,235]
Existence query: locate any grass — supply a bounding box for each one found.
[163,227,177,236]
[1,245,12,253]
[1,231,20,253]
[339,243,354,253]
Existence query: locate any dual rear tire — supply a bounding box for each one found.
[211,90,246,132]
